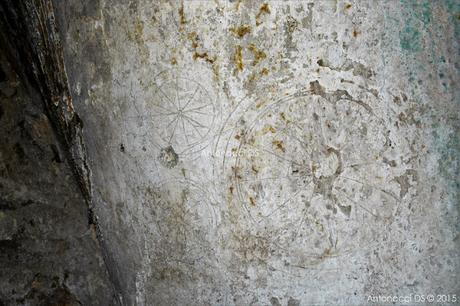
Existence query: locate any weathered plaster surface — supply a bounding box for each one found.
[54,0,459,305]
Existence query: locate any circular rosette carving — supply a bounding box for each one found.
[147,70,217,157]
[141,177,220,280]
[229,89,398,265]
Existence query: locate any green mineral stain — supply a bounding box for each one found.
[398,0,434,52]
[420,1,431,25]
[444,0,460,40]
[399,0,421,52]
[432,124,460,207]
[400,25,421,51]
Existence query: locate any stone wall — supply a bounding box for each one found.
[0,49,116,305]
[1,0,459,305]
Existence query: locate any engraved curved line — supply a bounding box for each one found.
[276,125,312,161]
[243,142,304,167]
[181,116,191,145]
[177,141,207,156]
[334,134,353,153]
[165,115,180,130]
[181,85,200,111]
[181,113,207,129]
[157,181,217,228]
[151,102,177,114]
[233,170,258,224]
[278,125,310,150]
[156,85,178,110]
[318,116,330,147]
[236,174,295,183]
[260,188,304,220]
[214,94,250,167]
[184,108,213,117]
[342,161,383,170]
[285,116,308,131]
[228,93,311,169]
[186,199,218,227]
[184,103,211,113]
[293,197,316,243]
[168,115,180,143]
[339,98,373,115]
[249,94,307,130]
[334,187,379,219]
[182,115,204,138]
[175,74,181,109]
[338,174,399,201]
[151,111,180,117]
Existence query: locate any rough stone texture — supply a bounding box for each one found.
[0,44,116,305]
[0,0,93,205]
[53,0,459,305]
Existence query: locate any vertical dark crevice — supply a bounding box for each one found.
[0,1,121,304]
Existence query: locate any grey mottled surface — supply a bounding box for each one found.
[0,49,116,305]
[53,0,459,305]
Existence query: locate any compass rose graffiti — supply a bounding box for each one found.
[148,70,216,157]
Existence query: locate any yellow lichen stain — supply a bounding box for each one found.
[248,43,266,66]
[229,25,251,38]
[280,112,291,123]
[134,19,144,45]
[320,247,332,259]
[188,31,219,79]
[247,72,257,83]
[235,0,242,11]
[187,31,198,49]
[256,3,271,26]
[311,163,318,174]
[232,166,243,180]
[261,124,276,134]
[193,52,216,64]
[272,139,285,152]
[260,67,269,76]
[234,45,244,72]
[179,2,187,26]
[211,62,220,81]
